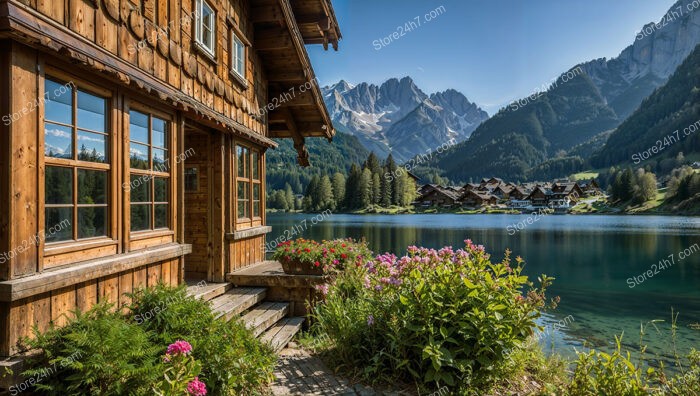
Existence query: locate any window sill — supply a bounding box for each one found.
[0,243,192,302]
[229,70,249,91]
[226,226,271,241]
[193,41,217,65]
[130,229,175,242]
[45,237,117,257]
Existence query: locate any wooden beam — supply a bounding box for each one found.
[268,89,315,107]
[251,5,284,24]
[266,69,306,83]
[255,28,293,51]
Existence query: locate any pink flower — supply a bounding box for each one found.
[166,340,193,356]
[315,284,329,296]
[187,377,207,396]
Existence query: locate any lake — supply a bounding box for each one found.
[267,213,700,363]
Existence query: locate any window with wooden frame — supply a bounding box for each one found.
[235,144,262,225]
[128,109,171,233]
[231,30,246,79]
[44,77,110,243]
[195,0,216,57]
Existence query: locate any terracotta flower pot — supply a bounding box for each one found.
[280,259,325,276]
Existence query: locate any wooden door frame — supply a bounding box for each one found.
[183,121,225,282]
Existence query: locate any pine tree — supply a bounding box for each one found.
[380,168,392,207]
[319,175,334,210]
[331,172,346,209]
[284,183,295,211]
[364,152,382,175]
[359,168,373,208]
[305,175,320,211]
[372,173,381,205]
[344,164,362,209]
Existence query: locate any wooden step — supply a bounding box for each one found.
[186,281,233,302]
[240,302,290,337]
[210,288,267,322]
[260,317,305,353]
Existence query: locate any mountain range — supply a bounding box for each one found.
[267,0,700,190]
[423,0,700,182]
[322,77,489,162]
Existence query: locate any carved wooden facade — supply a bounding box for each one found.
[0,0,340,357]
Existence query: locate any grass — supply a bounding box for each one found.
[570,170,601,181]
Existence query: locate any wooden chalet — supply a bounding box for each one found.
[415,186,460,207]
[0,0,340,360]
[460,190,497,207]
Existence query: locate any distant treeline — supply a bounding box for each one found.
[268,153,417,212]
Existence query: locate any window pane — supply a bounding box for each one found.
[253,184,260,217]
[130,143,150,169]
[77,90,106,132]
[45,79,72,125]
[237,200,248,219]
[78,169,107,204]
[46,166,73,204]
[237,181,248,200]
[130,204,151,231]
[45,207,73,243]
[237,146,248,177]
[129,110,149,144]
[130,175,151,203]
[44,123,73,159]
[152,148,168,171]
[78,206,106,238]
[152,117,167,148]
[202,3,214,51]
[155,204,168,229]
[252,151,259,180]
[77,131,107,163]
[154,177,168,202]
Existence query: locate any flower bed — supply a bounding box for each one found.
[272,238,371,275]
[309,239,555,393]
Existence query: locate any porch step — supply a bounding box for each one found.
[260,317,305,353]
[240,302,290,337]
[186,281,233,302]
[210,288,267,322]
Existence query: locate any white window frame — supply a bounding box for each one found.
[231,31,246,79]
[195,0,215,57]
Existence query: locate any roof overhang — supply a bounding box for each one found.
[252,0,341,166]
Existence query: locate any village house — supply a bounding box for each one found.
[460,190,498,207]
[414,186,461,207]
[577,179,601,196]
[0,0,341,368]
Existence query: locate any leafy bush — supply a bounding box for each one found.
[310,239,554,393]
[128,284,276,395]
[568,335,654,395]
[23,304,161,395]
[272,238,372,273]
[21,284,276,396]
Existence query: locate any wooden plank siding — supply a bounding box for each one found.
[0,0,341,358]
[0,258,180,356]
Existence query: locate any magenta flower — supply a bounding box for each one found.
[166,340,193,356]
[187,377,207,396]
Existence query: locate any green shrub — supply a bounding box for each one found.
[568,335,653,395]
[22,304,161,395]
[311,239,554,393]
[128,284,277,395]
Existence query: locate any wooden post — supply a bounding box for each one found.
[209,132,225,282]
[7,43,39,279]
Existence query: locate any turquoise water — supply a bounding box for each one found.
[267,213,700,363]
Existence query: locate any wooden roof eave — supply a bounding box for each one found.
[276,0,335,141]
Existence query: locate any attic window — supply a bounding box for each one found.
[195,0,215,57]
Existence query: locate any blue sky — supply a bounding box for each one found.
[307,0,677,114]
